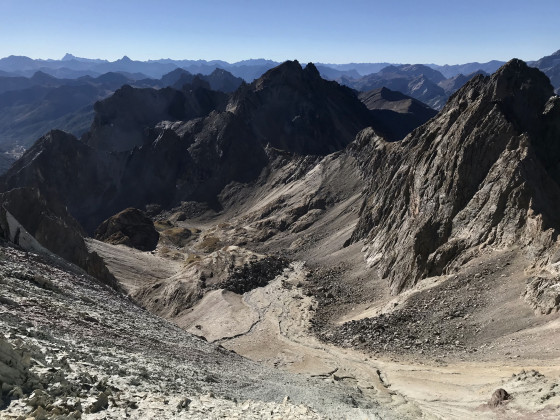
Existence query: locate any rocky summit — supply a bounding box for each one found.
[348,59,560,294]
[2,58,560,420]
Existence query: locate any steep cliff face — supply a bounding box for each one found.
[349,59,560,294]
[0,187,117,288]
[82,84,227,152]
[0,130,125,233]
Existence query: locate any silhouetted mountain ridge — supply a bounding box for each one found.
[0,60,379,231]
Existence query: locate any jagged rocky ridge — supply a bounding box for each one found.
[82,82,228,152]
[348,59,560,294]
[0,61,377,233]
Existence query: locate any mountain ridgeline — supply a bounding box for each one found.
[0,67,244,154]
[0,61,376,233]
[348,59,560,294]
[1,58,560,298]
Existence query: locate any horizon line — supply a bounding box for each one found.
[0,53,542,67]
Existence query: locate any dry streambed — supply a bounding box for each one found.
[90,223,560,419]
[175,254,560,419]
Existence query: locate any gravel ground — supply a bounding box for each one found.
[0,242,385,419]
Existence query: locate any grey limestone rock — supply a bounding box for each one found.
[348,59,560,294]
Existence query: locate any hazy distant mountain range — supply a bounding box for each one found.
[0,50,558,173]
[0,67,243,171]
[0,53,507,80]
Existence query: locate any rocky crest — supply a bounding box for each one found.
[0,61,377,232]
[226,61,375,155]
[348,59,560,294]
[82,84,228,152]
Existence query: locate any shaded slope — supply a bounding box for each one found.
[0,72,136,151]
[531,49,560,90]
[0,61,376,232]
[0,130,125,233]
[0,186,117,287]
[82,84,228,152]
[359,87,437,141]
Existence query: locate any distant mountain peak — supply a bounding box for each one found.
[304,62,320,77]
[62,53,76,61]
[258,60,326,86]
[120,55,132,62]
[210,68,227,75]
[31,70,56,81]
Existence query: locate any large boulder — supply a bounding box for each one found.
[95,208,159,251]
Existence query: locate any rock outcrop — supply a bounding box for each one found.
[348,59,560,294]
[0,187,118,288]
[524,276,560,315]
[82,83,227,152]
[95,208,159,251]
[0,336,38,409]
[226,61,375,155]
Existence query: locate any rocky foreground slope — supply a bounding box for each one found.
[0,242,396,419]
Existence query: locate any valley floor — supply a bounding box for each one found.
[87,229,560,419]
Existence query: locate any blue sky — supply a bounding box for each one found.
[1,0,559,64]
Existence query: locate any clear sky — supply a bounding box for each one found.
[1,0,559,64]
